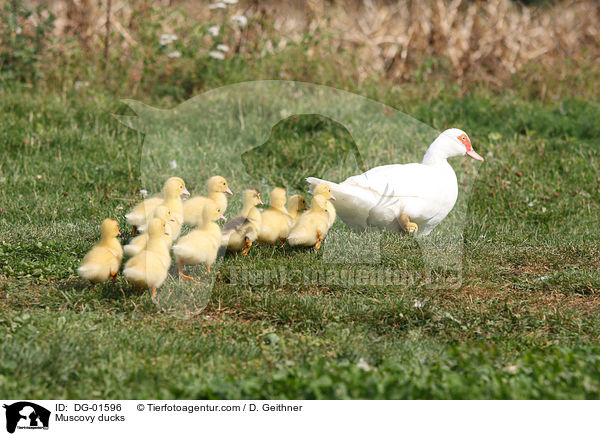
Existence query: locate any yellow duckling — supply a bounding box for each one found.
[312,183,336,227]
[183,176,232,227]
[77,218,123,283]
[287,193,331,250]
[125,176,189,236]
[123,218,171,299]
[222,188,263,256]
[173,200,226,279]
[124,205,176,257]
[287,194,307,224]
[258,187,294,245]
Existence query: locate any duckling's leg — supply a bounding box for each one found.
[131,226,137,236]
[206,264,211,274]
[314,230,323,250]
[279,237,287,247]
[241,237,252,256]
[151,286,157,300]
[399,214,418,234]
[110,271,117,283]
[178,260,193,280]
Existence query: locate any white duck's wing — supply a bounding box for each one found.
[344,164,440,198]
[308,163,455,230]
[357,163,458,226]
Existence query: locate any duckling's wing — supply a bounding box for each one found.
[182,196,208,226]
[223,216,250,234]
[126,197,163,226]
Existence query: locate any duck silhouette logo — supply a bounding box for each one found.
[3,402,50,433]
[116,80,483,316]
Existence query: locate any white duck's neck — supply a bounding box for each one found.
[422,139,454,167]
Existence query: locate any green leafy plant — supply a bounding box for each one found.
[0,0,56,82]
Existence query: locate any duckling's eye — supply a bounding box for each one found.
[223,182,226,185]
[179,185,182,189]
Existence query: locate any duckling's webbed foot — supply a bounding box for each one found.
[241,237,252,256]
[314,230,323,250]
[178,260,193,280]
[399,214,418,234]
[279,237,286,247]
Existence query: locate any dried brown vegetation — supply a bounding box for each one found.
[17,0,600,92]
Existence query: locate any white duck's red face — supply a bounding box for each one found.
[456,132,483,161]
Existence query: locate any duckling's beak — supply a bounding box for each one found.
[330,194,336,201]
[164,230,170,235]
[170,217,176,222]
[258,200,264,206]
[117,232,121,236]
[182,188,190,196]
[219,215,227,221]
[225,188,233,195]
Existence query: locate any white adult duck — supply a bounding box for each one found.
[306,128,483,236]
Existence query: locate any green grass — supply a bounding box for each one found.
[1,82,600,399]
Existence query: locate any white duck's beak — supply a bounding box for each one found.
[467,149,484,161]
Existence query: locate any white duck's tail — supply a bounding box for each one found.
[305,177,376,231]
[306,177,338,193]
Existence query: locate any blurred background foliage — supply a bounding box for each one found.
[0,0,598,103]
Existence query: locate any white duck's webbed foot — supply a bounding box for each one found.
[399,213,418,234]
